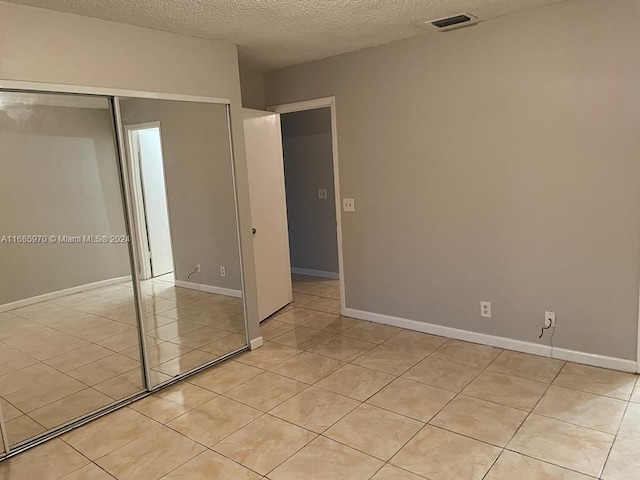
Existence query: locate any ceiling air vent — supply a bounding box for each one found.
[428,13,479,31]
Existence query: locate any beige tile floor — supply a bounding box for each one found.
[0,274,246,449]
[1,274,640,480]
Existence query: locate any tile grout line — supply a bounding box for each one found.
[0,281,245,455]
[143,387,316,479]
[382,350,503,477]
[496,361,609,478]
[597,381,636,479]
[105,298,633,478]
[299,320,474,477]
[475,355,564,479]
[210,305,424,477]
[4,277,637,478]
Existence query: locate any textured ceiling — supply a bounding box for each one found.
[5,0,568,71]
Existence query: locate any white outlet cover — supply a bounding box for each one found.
[343,198,355,212]
[545,310,556,327]
[480,301,491,318]
[318,188,328,199]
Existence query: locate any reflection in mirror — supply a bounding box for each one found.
[0,92,145,447]
[0,405,6,455]
[118,98,247,386]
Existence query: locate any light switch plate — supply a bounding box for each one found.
[343,198,355,212]
[318,188,328,199]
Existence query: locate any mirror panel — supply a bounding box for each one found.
[0,92,145,447]
[0,404,6,456]
[118,97,247,387]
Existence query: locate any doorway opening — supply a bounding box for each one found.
[270,98,345,316]
[278,108,342,314]
[280,108,339,281]
[125,122,175,281]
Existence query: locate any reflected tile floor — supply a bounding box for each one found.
[1,275,640,480]
[0,275,246,449]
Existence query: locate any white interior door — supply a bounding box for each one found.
[138,128,174,277]
[243,109,293,321]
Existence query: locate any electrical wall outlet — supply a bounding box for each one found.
[220,266,226,277]
[196,264,201,273]
[545,311,556,327]
[318,188,328,200]
[480,301,492,318]
[343,198,355,212]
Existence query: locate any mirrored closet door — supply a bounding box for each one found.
[117,97,247,388]
[0,410,6,457]
[0,91,145,449]
[0,88,248,456]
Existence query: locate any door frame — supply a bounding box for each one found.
[124,121,173,281]
[267,97,346,314]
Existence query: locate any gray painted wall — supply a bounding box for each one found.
[120,99,242,291]
[0,102,131,305]
[265,0,640,360]
[239,67,266,110]
[281,108,339,274]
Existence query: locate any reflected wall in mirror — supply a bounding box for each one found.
[119,98,247,386]
[0,92,145,447]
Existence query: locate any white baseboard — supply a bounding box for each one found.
[0,276,132,312]
[343,307,638,373]
[174,280,242,298]
[249,336,264,350]
[291,267,339,280]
